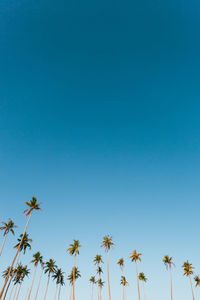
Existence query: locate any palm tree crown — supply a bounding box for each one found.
[67,267,81,285]
[101,235,114,252]
[194,275,200,287]
[139,272,147,282]
[130,250,142,262]
[0,220,17,236]
[89,276,96,284]
[23,197,42,218]
[163,255,175,270]
[44,259,57,276]
[94,255,104,265]
[30,252,43,267]
[53,268,65,285]
[182,261,194,276]
[14,233,32,254]
[120,276,128,287]
[67,240,82,256]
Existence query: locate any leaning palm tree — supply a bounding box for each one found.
[34,260,44,300]
[16,265,30,300]
[27,252,43,300]
[120,276,128,300]
[53,268,64,300]
[89,276,96,300]
[44,259,57,300]
[182,261,195,300]
[130,250,142,300]
[97,279,104,300]
[163,255,175,300]
[139,273,147,300]
[0,197,41,299]
[101,235,114,300]
[2,267,13,300]
[67,240,82,300]
[194,275,200,288]
[117,258,124,275]
[0,220,17,256]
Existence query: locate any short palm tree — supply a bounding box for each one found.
[0,220,17,256]
[53,268,64,300]
[0,197,41,298]
[163,255,175,300]
[34,260,44,300]
[194,275,200,288]
[182,261,195,300]
[117,258,124,275]
[97,279,104,300]
[67,240,82,300]
[101,235,114,300]
[44,259,57,300]
[58,270,65,300]
[89,276,96,300]
[94,255,104,300]
[16,265,29,300]
[139,273,147,300]
[120,276,128,300]
[130,250,142,300]
[27,252,43,300]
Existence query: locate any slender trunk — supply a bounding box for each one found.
[16,282,22,300]
[44,274,50,300]
[69,286,72,300]
[189,275,195,300]
[0,212,32,299]
[143,282,146,300]
[169,265,173,300]
[97,282,99,300]
[13,285,18,300]
[107,251,111,300]
[35,267,43,300]
[58,285,61,300]
[0,234,7,256]
[3,275,12,300]
[100,287,102,300]
[91,284,94,300]
[25,288,29,300]
[135,261,141,300]
[123,285,125,300]
[54,284,58,300]
[8,284,15,300]
[125,287,127,300]
[72,255,76,300]
[28,265,37,300]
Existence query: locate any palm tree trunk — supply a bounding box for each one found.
[35,267,43,300]
[91,284,94,300]
[135,261,141,300]
[125,287,127,300]
[169,265,173,300]
[123,286,125,300]
[0,234,7,256]
[8,283,15,300]
[25,288,29,300]
[3,275,12,300]
[28,265,37,300]
[44,274,50,300]
[58,285,61,300]
[0,212,32,299]
[13,285,18,300]
[16,282,22,300]
[107,251,111,300]
[54,284,58,300]
[72,255,76,300]
[189,275,195,300]
[69,286,72,300]
[143,282,146,300]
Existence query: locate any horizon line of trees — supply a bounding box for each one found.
[0,197,200,300]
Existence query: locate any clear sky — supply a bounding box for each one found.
[0,0,200,299]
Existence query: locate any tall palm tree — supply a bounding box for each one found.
[194,275,200,288]
[44,259,57,300]
[182,261,195,300]
[35,260,44,300]
[130,250,142,300]
[0,220,17,256]
[28,252,43,300]
[67,240,82,300]
[138,273,147,300]
[101,235,114,300]
[0,197,41,299]
[117,258,124,275]
[97,279,104,300]
[89,276,96,300]
[53,268,64,300]
[68,267,81,300]
[120,276,128,300]
[163,255,175,300]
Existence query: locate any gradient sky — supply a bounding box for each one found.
[0,0,200,299]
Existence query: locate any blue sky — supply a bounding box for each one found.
[0,0,200,299]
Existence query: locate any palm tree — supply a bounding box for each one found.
[117,258,124,275]
[0,220,17,256]
[182,261,195,300]
[194,275,200,288]
[89,276,96,300]
[0,197,41,299]
[16,265,30,300]
[53,268,64,300]
[97,279,104,300]
[94,255,104,300]
[120,276,128,300]
[163,255,175,300]
[67,240,82,300]
[68,267,81,300]
[28,252,43,300]
[130,250,142,300]
[35,260,44,300]
[44,259,57,300]
[57,270,65,300]
[2,267,13,300]
[101,235,114,300]
[139,273,147,300]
